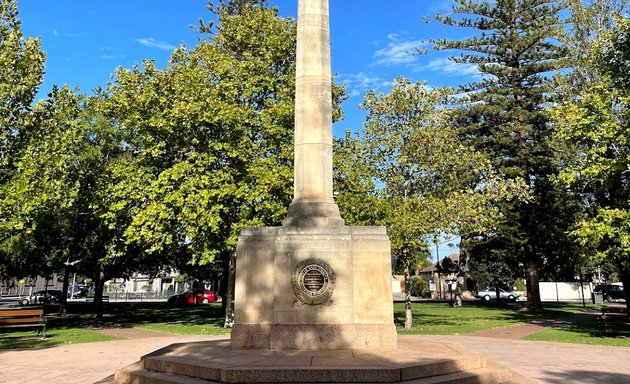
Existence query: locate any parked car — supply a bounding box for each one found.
[476,287,519,301]
[19,289,63,305]
[167,289,217,305]
[70,285,89,298]
[593,284,625,302]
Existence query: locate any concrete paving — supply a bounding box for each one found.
[1,331,630,384]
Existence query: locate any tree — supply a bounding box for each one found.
[434,0,579,310]
[0,83,133,316]
[0,0,45,183]
[551,15,630,314]
[0,0,47,281]
[97,1,300,324]
[336,78,526,328]
[558,0,630,96]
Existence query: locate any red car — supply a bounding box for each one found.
[168,289,217,305]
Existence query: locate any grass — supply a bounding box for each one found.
[523,317,630,347]
[1,300,626,349]
[394,301,593,335]
[135,321,231,335]
[0,302,228,350]
[0,328,120,350]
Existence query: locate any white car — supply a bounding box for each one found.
[476,287,519,301]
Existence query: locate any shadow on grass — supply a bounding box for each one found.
[0,302,226,351]
[393,300,602,334]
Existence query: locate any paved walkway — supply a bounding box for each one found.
[1,327,630,384]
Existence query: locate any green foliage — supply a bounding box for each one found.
[408,276,430,298]
[551,16,630,287]
[336,77,527,327]
[0,0,46,183]
[96,2,299,286]
[434,0,582,309]
[0,0,46,278]
[557,0,630,95]
[513,278,526,291]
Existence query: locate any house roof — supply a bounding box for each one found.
[419,251,460,273]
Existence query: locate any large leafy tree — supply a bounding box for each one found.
[0,0,45,182]
[551,15,630,314]
[558,0,630,96]
[434,0,581,310]
[98,1,298,320]
[1,83,132,316]
[0,0,46,279]
[336,79,526,328]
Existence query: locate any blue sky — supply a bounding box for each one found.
[17,0,467,261]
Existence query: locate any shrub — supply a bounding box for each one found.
[409,276,430,297]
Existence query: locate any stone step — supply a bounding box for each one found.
[112,339,536,384]
[404,367,513,384]
[138,354,487,383]
[115,362,210,384]
[115,362,517,384]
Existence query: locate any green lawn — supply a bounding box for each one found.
[0,328,120,350]
[136,322,230,335]
[1,301,626,349]
[0,302,228,350]
[394,301,591,335]
[523,317,630,347]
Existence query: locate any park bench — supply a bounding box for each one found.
[597,306,629,334]
[0,307,47,338]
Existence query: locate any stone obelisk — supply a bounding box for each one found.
[231,0,397,350]
[282,0,344,228]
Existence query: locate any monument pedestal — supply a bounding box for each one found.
[230,226,397,350]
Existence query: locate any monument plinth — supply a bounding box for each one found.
[230,0,397,350]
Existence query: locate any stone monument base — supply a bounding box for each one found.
[231,323,397,350]
[112,336,535,384]
[231,225,397,350]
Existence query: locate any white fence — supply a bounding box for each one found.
[539,281,593,302]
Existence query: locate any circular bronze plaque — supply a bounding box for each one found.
[292,259,336,305]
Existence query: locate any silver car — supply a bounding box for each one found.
[476,287,519,301]
[19,289,63,305]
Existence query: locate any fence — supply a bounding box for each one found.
[539,281,593,302]
[100,289,175,302]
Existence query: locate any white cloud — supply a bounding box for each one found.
[101,54,126,60]
[372,33,426,67]
[53,29,88,38]
[135,38,176,51]
[338,72,392,98]
[419,57,481,78]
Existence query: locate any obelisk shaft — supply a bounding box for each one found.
[283,0,344,227]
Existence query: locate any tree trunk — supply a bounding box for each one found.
[223,254,236,328]
[219,251,230,317]
[59,267,70,314]
[525,258,543,311]
[93,273,106,319]
[404,258,412,330]
[620,267,630,316]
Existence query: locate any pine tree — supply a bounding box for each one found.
[434,0,579,310]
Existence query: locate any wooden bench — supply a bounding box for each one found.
[597,306,628,333]
[0,307,47,338]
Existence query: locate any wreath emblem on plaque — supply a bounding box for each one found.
[292,258,336,305]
